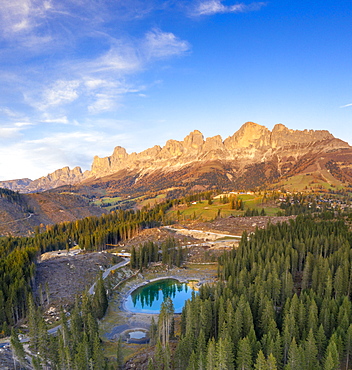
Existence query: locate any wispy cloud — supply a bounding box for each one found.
[192,1,266,16]
[21,28,190,115]
[340,103,352,108]
[143,28,191,60]
[0,1,192,180]
[44,80,81,107]
[14,121,33,127]
[0,106,24,118]
[0,128,132,180]
[41,116,69,124]
[26,79,81,111]
[88,94,119,114]
[0,127,22,139]
[0,120,33,141]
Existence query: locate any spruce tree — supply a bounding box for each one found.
[236,337,252,370]
[254,350,268,370]
[206,338,217,370]
[116,336,124,369]
[92,272,108,320]
[10,328,26,369]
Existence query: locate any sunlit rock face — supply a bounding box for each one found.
[1,122,351,193]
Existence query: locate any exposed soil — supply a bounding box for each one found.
[34,251,118,316]
[0,192,105,236]
[0,346,16,370]
[121,227,200,248]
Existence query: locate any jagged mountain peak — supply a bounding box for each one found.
[1,122,351,194]
[271,123,334,148]
[224,121,271,150]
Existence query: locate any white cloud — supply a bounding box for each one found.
[0,107,23,118]
[45,80,80,106]
[41,116,69,124]
[20,28,190,115]
[14,121,33,127]
[0,2,196,180]
[0,127,21,139]
[81,29,190,75]
[88,94,119,114]
[193,1,266,16]
[88,43,142,74]
[31,80,81,110]
[340,103,352,108]
[0,129,132,180]
[84,78,116,90]
[0,0,52,36]
[143,28,190,60]
[0,120,34,140]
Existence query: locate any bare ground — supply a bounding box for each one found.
[121,227,200,248]
[34,251,118,316]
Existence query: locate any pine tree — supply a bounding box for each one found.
[236,337,252,370]
[206,338,217,370]
[217,335,234,370]
[92,334,105,369]
[92,272,108,319]
[37,317,50,367]
[155,339,164,370]
[316,324,326,363]
[304,329,319,369]
[286,337,302,370]
[130,246,137,269]
[158,297,174,347]
[10,328,26,369]
[266,353,277,370]
[149,316,158,346]
[197,329,207,370]
[187,350,198,370]
[116,336,124,369]
[27,294,39,352]
[324,338,339,370]
[345,324,352,370]
[254,350,268,370]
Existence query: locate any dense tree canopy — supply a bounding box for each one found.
[175,214,352,369]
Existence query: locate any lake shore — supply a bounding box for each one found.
[100,264,217,341]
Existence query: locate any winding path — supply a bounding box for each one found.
[88,257,130,295]
[0,213,33,226]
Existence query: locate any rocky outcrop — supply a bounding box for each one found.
[0,166,89,193]
[271,123,334,148]
[0,178,32,192]
[29,166,90,192]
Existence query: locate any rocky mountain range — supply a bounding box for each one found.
[1,122,352,195]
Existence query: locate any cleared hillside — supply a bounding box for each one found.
[0,189,104,236]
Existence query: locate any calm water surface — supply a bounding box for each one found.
[124,278,196,314]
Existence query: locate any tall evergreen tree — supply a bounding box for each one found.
[236,337,252,370]
[10,328,26,369]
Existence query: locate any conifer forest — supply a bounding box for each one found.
[1,189,352,369]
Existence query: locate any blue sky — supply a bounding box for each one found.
[0,0,351,181]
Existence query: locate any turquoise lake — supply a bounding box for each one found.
[124,278,197,314]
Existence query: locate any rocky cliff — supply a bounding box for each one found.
[89,122,349,177]
[1,122,351,194]
[0,166,89,193]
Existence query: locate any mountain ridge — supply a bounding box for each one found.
[1,122,351,194]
